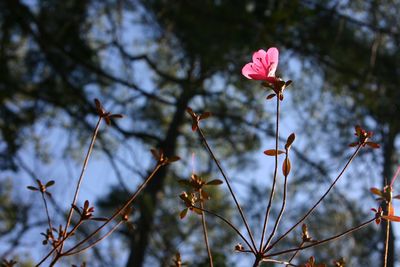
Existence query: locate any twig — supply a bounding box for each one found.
[193,206,256,255]
[64,221,123,256]
[260,96,281,251]
[199,193,213,267]
[264,217,375,258]
[384,221,390,267]
[197,127,257,252]
[61,117,102,253]
[286,241,304,266]
[264,144,362,252]
[264,148,289,251]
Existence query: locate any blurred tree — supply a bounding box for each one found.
[1,0,399,266]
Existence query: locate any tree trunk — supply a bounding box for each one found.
[125,87,195,267]
[380,127,396,267]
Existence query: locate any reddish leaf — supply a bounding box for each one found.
[383,215,400,222]
[370,187,383,197]
[201,190,210,200]
[366,142,380,149]
[192,122,198,132]
[285,133,296,149]
[180,208,188,219]
[186,107,195,117]
[206,179,223,186]
[393,195,400,199]
[264,149,285,156]
[282,158,291,176]
[150,149,159,160]
[266,93,276,100]
[199,112,211,120]
[348,142,359,147]
[167,156,180,163]
[192,207,202,215]
[285,80,293,88]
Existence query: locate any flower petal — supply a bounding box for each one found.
[242,63,266,80]
[252,49,267,68]
[266,47,279,76]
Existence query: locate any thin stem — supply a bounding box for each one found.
[197,128,257,252]
[64,221,123,256]
[264,145,362,252]
[41,193,53,233]
[199,194,213,267]
[36,164,160,266]
[384,220,390,267]
[264,217,375,258]
[61,117,102,252]
[263,149,288,251]
[62,164,161,255]
[36,221,83,266]
[260,96,280,251]
[286,241,304,266]
[193,206,256,255]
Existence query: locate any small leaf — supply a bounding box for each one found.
[393,195,400,199]
[266,93,276,100]
[167,156,180,163]
[201,190,210,200]
[192,207,202,215]
[348,142,359,147]
[45,180,55,188]
[382,215,400,222]
[206,179,223,186]
[192,123,198,132]
[109,114,124,119]
[199,112,211,120]
[186,107,195,117]
[285,80,293,88]
[150,149,159,160]
[279,94,284,101]
[180,208,188,219]
[27,186,38,191]
[366,142,380,149]
[264,149,285,156]
[282,158,291,176]
[45,192,52,198]
[285,133,296,149]
[370,187,383,197]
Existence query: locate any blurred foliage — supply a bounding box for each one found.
[1,0,400,266]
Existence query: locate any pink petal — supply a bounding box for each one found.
[242,63,266,80]
[249,73,268,80]
[266,47,279,76]
[252,49,267,68]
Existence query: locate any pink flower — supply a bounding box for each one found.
[242,47,279,82]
